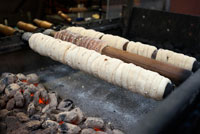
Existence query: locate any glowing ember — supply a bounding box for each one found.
[30,93,34,97]
[33,83,38,87]
[38,96,49,105]
[59,121,64,125]
[94,128,102,131]
[21,80,28,83]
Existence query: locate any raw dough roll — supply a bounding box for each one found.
[29,33,172,100]
[156,49,196,70]
[127,42,157,58]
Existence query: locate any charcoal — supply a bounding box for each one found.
[96,131,108,134]
[70,107,84,124]
[27,102,36,116]
[14,91,24,107]
[9,127,29,134]
[105,122,114,134]
[34,89,49,106]
[26,73,39,84]
[26,120,41,130]
[0,122,7,134]
[16,73,27,80]
[40,113,48,123]
[16,112,30,122]
[26,84,38,93]
[0,78,6,93]
[5,116,22,132]
[6,98,15,111]
[37,83,45,89]
[13,108,25,113]
[58,99,74,111]
[24,90,32,106]
[41,126,57,134]
[58,122,81,134]
[5,83,20,98]
[40,88,49,102]
[42,119,59,129]
[84,117,104,129]
[0,109,10,120]
[48,92,57,109]
[0,99,6,109]
[17,80,28,88]
[1,73,17,85]
[112,129,124,134]
[1,94,9,102]
[48,113,57,121]
[33,91,40,105]
[81,128,96,134]
[57,111,78,123]
[30,114,41,120]
[42,104,50,113]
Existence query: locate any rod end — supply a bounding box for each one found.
[163,83,175,98]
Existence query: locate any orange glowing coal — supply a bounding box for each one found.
[38,96,49,105]
[94,128,103,131]
[21,80,28,83]
[21,80,38,87]
[33,83,38,87]
[59,121,64,125]
[30,93,34,97]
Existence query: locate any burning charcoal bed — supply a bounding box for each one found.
[0,71,127,134]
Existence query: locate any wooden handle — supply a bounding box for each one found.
[17,21,37,32]
[58,11,72,22]
[102,46,192,85]
[33,19,53,29]
[69,7,87,12]
[0,24,16,36]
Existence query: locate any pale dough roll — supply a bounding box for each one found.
[80,50,96,72]
[65,46,79,69]
[70,47,83,69]
[84,29,97,37]
[94,32,104,39]
[126,41,137,54]
[143,70,157,97]
[127,66,142,94]
[66,26,77,33]
[101,34,116,48]
[121,64,132,89]
[29,33,41,53]
[74,47,88,70]
[75,27,85,33]
[91,55,107,77]
[147,45,157,58]
[47,39,61,60]
[156,77,171,100]
[63,45,77,64]
[113,63,125,87]
[97,56,112,80]
[137,42,145,56]
[86,52,101,74]
[149,73,163,99]
[115,36,129,50]
[184,56,196,70]
[60,42,76,64]
[155,49,163,61]
[80,29,87,36]
[105,58,123,84]
[61,43,74,63]
[134,68,148,95]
